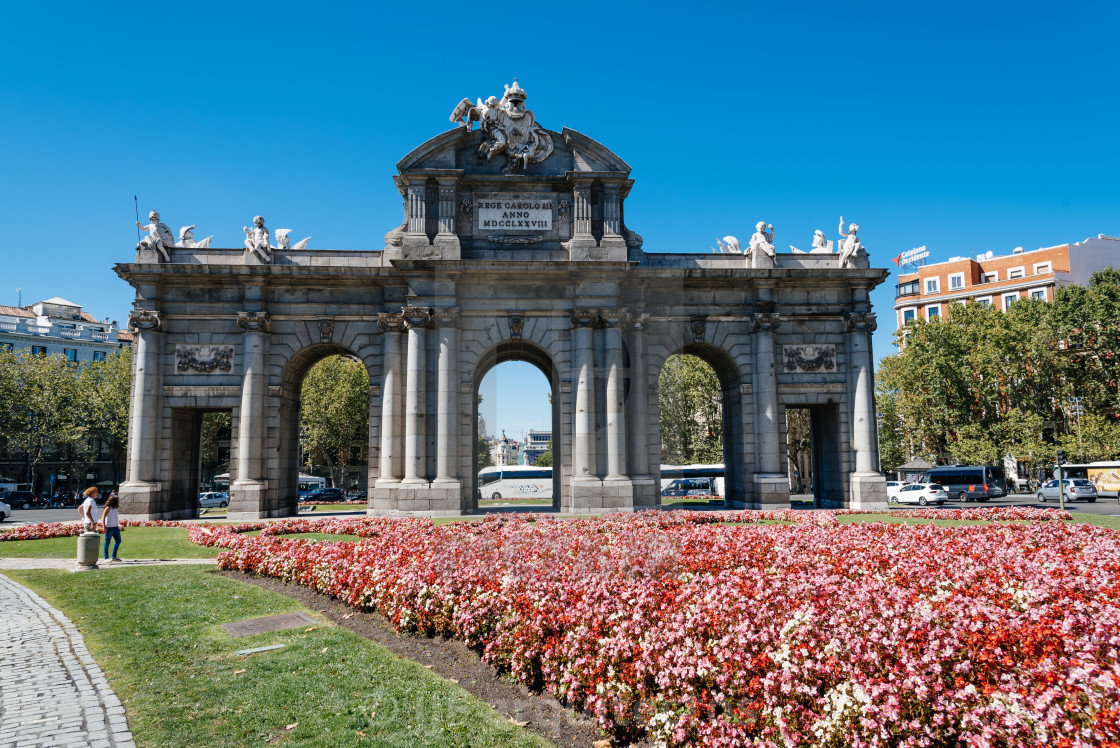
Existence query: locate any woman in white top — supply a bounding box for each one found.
[99,493,121,562]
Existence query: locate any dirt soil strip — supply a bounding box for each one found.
[223,571,650,748]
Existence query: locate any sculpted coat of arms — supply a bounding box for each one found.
[450,80,554,174]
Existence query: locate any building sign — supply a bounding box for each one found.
[893,246,930,269]
[476,193,553,231]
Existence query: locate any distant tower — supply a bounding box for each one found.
[477,415,488,439]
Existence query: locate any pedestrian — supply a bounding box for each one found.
[98,493,121,562]
[79,487,99,532]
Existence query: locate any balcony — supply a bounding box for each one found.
[896,280,920,298]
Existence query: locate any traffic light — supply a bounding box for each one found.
[1056,450,1067,465]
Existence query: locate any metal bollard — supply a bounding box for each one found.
[76,531,101,569]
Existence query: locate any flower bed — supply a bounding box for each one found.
[211,510,1117,746]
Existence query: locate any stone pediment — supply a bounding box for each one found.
[395,127,631,179]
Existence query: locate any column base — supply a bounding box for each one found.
[228,480,271,520]
[753,474,788,506]
[118,481,164,520]
[370,481,465,516]
[569,478,635,514]
[848,471,889,510]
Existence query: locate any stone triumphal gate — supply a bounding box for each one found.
[116,83,888,520]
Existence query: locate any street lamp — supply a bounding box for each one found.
[1069,396,1084,462]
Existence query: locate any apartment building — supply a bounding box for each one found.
[0,297,133,361]
[894,234,1120,329]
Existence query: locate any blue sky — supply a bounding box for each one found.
[3,1,1118,438]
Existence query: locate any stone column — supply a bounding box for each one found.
[402,306,432,484]
[602,310,628,481]
[627,314,654,501]
[376,313,404,485]
[120,310,163,515]
[434,309,460,484]
[752,311,787,504]
[846,310,888,508]
[232,310,270,510]
[571,309,598,480]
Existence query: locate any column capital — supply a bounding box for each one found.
[845,312,877,333]
[377,312,404,333]
[402,305,434,329]
[237,311,271,333]
[626,312,650,331]
[752,312,781,333]
[434,307,461,327]
[127,309,162,332]
[600,308,628,327]
[570,308,599,328]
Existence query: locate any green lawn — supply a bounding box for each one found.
[6,566,552,748]
[0,527,222,559]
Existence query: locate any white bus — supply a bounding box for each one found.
[477,466,552,500]
[212,473,326,498]
[660,464,726,498]
[1050,461,1120,501]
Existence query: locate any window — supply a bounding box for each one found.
[902,308,916,323]
[31,345,46,355]
[1033,261,1052,274]
[976,297,993,307]
[927,306,940,320]
[948,272,965,291]
[92,351,106,362]
[1029,288,1047,301]
[982,272,999,283]
[1002,292,1019,311]
[925,277,940,293]
[1008,266,1025,279]
[63,348,78,362]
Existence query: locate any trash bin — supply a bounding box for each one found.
[76,531,100,569]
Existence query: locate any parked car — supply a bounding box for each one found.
[0,498,9,522]
[1037,479,1098,503]
[199,492,229,508]
[304,487,345,502]
[345,490,367,501]
[888,483,948,506]
[5,491,45,510]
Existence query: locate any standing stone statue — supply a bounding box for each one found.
[837,217,869,269]
[243,215,272,262]
[135,210,174,262]
[747,222,776,268]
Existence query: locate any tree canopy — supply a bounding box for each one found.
[659,354,722,464]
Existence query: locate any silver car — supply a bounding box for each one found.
[1037,479,1098,503]
[199,492,229,508]
[0,498,9,522]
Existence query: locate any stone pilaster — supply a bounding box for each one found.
[599,184,626,255]
[402,306,432,484]
[627,313,657,505]
[434,308,460,484]
[119,309,163,515]
[846,310,888,509]
[376,313,404,485]
[752,311,786,504]
[569,182,596,258]
[403,182,429,248]
[433,179,461,256]
[231,310,271,513]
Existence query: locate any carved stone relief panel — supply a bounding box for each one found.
[782,344,837,373]
[175,345,234,374]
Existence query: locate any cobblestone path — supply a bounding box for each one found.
[0,573,134,748]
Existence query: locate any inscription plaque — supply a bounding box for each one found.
[476,192,554,231]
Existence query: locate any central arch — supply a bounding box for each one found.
[471,340,562,512]
[277,343,373,514]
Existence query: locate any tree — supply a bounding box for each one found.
[76,348,132,485]
[875,389,905,474]
[533,439,553,467]
[477,434,494,469]
[299,355,369,488]
[658,354,722,464]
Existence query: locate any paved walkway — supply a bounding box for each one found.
[0,558,215,571]
[0,573,135,747]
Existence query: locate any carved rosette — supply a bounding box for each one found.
[845,312,878,333]
[237,311,271,333]
[752,312,782,333]
[689,316,707,343]
[507,312,525,339]
[783,345,837,373]
[128,309,162,332]
[377,312,404,333]
[175,345,234,374]
[317,317,335,343]
[402,306,434,329]
[570,309,599,328]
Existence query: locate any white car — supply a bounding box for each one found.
[1037,479,1097,503]
[889,482,948,506]
[199,492,229,508]
[0,498,9,522]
